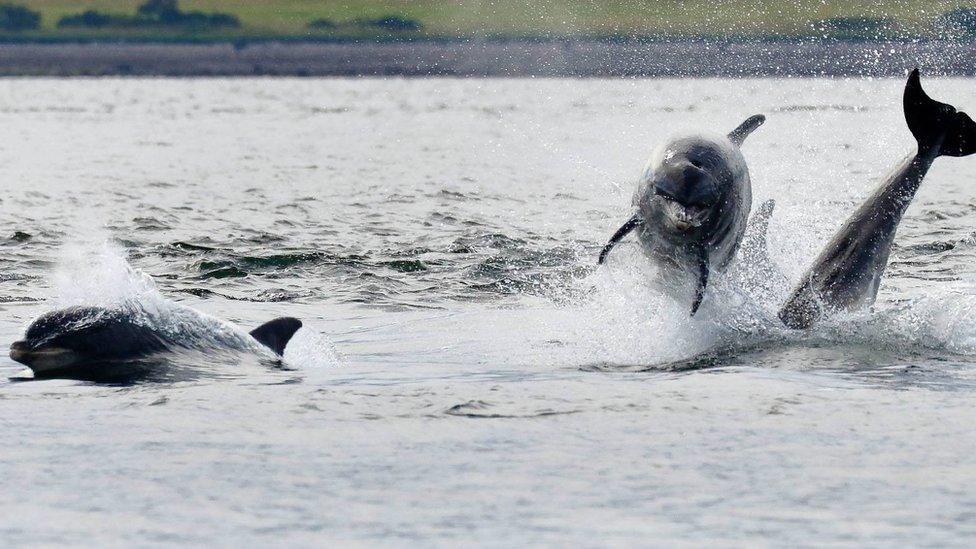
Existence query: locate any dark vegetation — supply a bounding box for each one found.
[0,1,972,42]
[936,8,976,37]
[307,16,422,33]
[360,16,422,32]
[814,16,895,40]
[306,18,336,30]
[58,0,239,29]
[0,4,39,31]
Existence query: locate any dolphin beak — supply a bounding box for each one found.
[9,340,79,373]
[660,198,706,232]
[9,340,30,364]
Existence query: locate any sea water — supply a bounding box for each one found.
[2,77,976,545]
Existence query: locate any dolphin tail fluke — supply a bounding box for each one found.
[727,114,766,147]
[904,68,976,157]
[250,317,303,356]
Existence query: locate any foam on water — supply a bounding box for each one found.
[283,324,341,368]
[528,228,976,372]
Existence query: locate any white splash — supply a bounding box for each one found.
[49,238,162,311]
[46,238,340,369]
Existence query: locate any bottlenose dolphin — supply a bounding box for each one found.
[779,69,976,329]
[9,305,302,381]
[598,113,765,314]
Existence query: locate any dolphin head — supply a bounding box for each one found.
[10,306,164,377]
[651,160,722,233]
[637,137,735,238]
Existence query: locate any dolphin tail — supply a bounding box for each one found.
[904,68,976,157]
[727,114,766,147]
[250,317,303,356]
[597,214,642,264]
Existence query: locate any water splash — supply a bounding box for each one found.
[42,238,339,372]
[542,219,976,371]
[50,238,161,310]
[284,325,341,369]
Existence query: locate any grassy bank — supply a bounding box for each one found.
[5,0,976,41]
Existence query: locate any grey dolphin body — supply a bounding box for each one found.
[598,114,766,314]
[779,69,976,329]
[9,305,302,381]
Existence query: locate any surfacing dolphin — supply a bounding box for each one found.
[779,69,976,329]
[598,113,766,314]
[9,305,302,381]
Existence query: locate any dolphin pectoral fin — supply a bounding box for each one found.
[727,114,766,147]
[905,68,976,157]
[597,215,643,264]
[690,249,709,316]
[250,317,303,356]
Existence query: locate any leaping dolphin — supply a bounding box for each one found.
[598,113,765,314]
[779,69,976,329]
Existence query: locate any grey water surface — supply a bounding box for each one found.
[2,77,976,545]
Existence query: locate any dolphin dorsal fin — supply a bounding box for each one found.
[250,317,302,356]
[728,114,766,146]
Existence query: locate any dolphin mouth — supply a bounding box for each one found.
[660,197,709,232]
[9,341,80,373]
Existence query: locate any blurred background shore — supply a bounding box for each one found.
[1,41,973,77]
[1,1,975,76]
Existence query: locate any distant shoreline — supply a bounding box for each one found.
[0,40,973,77]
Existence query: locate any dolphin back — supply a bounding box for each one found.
[904,68,976,157]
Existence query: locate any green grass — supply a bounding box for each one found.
[5,0,976,40]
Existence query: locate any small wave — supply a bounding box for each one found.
[444,400,579,419]
[131,217,172,231]
[198,264,248,279]
[897,241,956,254]
[773,104,869,112]
[192,252,334,279]
[169,241,219,252]
[383,259,429,273]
